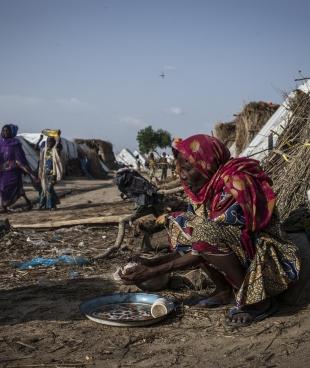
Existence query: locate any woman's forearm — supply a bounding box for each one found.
[17,163,33,176]
[150,252,201,275]
[146,252,180,266]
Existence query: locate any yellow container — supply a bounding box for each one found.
[42,129,61,138]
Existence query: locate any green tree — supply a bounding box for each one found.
[137,126,172,154]
[156,128,172,149]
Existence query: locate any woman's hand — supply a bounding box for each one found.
[127,255,159,267]
[156,214,168,225]
[119,264,154,284]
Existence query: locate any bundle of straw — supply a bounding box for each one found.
[262,90,310,220]
[235,101,279,155]
[213,121,236,148]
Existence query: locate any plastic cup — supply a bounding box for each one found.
[151,298,174,318]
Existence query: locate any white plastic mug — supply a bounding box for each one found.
[151,298,174,318]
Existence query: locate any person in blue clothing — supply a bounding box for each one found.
[37,134,63,210]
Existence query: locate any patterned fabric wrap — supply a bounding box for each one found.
[172,134,276,259]
[168,207,300,306]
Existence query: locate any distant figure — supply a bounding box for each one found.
[160,152,169,181]
[135,155,142,172]
[0,124,36,212]
[37,134,63,210]
[147,152,157,182]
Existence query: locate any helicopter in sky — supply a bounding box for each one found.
[160,72,165,78]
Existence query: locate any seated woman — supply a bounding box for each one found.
[120,134,301,326]
[37,135,63,210]
[0,124,36,212]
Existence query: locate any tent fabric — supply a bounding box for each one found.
[16,136,39,171]
[133,150,147,165]
[18,133,78,161]
[116,148,139,169]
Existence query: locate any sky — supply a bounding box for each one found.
[0,0,309,152]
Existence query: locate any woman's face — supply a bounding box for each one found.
[175,153,207,193]
[47,138,56,149]
[1,126,12,139]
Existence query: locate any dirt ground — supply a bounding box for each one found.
[1,178,310,368]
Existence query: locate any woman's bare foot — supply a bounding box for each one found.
[226,298,278,326]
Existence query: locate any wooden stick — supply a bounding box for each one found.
[158,179,181,190]
[93,213,136,260]
[94,212,157,260]
[11,215,131,229]
[158,186,184,195]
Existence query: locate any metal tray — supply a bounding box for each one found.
[80,292,175,327]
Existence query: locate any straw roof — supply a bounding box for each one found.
[235,101,279,155]
[262,90,310,219]
[74,139,117,169]
[213,121,236,148]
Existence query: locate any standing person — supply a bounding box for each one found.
[120,134,300,326]
[147,152,157,182]
[37,134,63,210]
[159,152,169,181]
[0,124,36,212]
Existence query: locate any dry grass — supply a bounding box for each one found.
[262,90,310,219]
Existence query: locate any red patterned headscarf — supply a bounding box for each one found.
[172,134,276,259]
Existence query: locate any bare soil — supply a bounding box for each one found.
[0,179,310,368]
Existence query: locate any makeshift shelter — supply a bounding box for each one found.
[18,133,82,178]
[261,87,310,219]
[77,144,109,179]
[19,133,78,162]
[74,139,117,170]
[234,101,279,156]
[240,89,305,161]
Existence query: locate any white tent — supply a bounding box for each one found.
[18,133,78,162]
[17,136,39,171]
[241,80,310,161]
[16,133,79,177]
[133,150,147,166]
[116,148,138,169]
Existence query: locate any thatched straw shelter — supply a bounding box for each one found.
[235,101,279,155]
[213,121,236,148]
[74,139,117,170]
[76,144,108,179]
[262,90,310,219]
